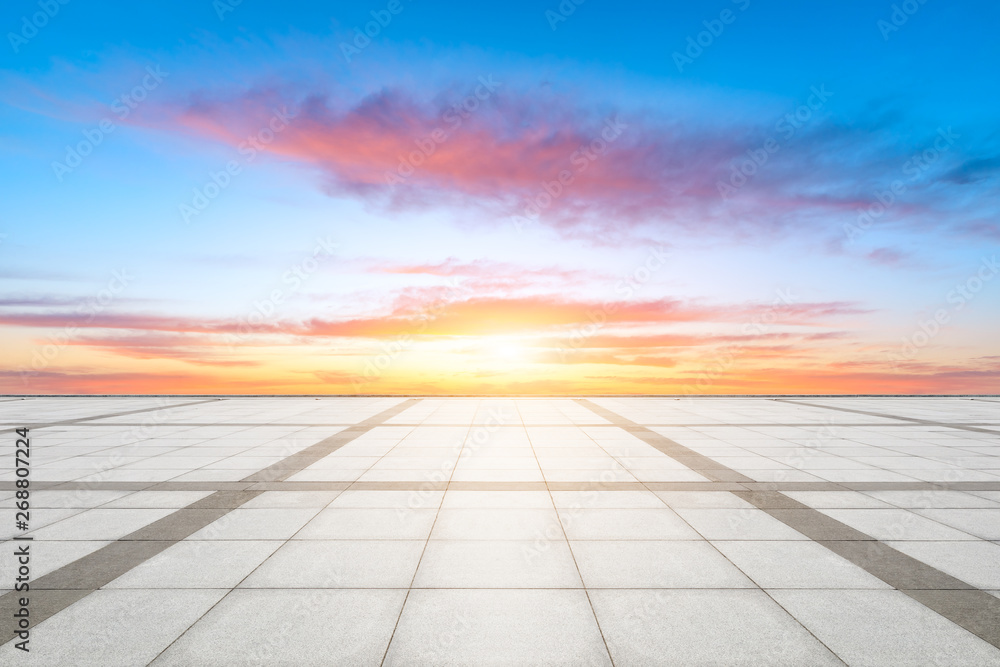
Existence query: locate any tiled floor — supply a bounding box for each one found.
[1,396,999,665]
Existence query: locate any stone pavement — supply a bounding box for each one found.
[1,396,999,665]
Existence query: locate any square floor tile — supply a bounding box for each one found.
[914,509,1000,540]
[560,509,701,540]
[551,490,665,509]
[674,508,808,540]
[102,491,214,509]
[330,489,444,509]
[0,540,111,581]
[0,589,226,666]
[383,589,612,666]
[240,491,341,508]
[572,541,754,588]
[769,589,1000,666]
[29,508,176,541]
[295,508,437,540]
[414,540,582,588]
[440,490,552,509]
[431,508,561,540]
[818,509,978,541]
[713,540,891,589]
[186,508,321,540]
[242,540,424,588]
[590,589,843,666]
[151,589,406,666]
[885,540,1000,590]
[654,491,754,509]
[104,540,282,588]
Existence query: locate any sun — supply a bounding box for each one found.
[481,336,530,364]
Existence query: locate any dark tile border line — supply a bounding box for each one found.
[574,398,1000,649]
[0,398,224,435]
[6,479,1000,493]
[0,398,422,642]
[775,398,1000,436]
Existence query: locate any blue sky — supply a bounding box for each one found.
[1,0,998,394]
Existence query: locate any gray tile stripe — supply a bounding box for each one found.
[0,398,422,642]
[574,399,1000,650]
[240,399,421,483]
[902,590,1000,647]
[613,424,755,483]
[775,398,1000,436]
[6,479,1000,493]
[0,491,257,639]
[0,398,223,435]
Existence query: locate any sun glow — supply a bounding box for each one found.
[481,336,531,364]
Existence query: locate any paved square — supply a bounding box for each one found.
[2,396,1000,665]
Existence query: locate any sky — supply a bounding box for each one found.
[1,0,998,395]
